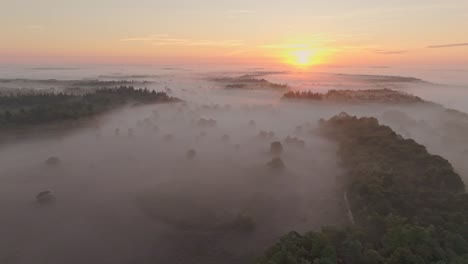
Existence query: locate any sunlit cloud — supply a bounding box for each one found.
[24,25,45,31]
[227,9,255,19]
[372,49,408,55]
[153,40,243,47]
[184,40,243,47]
[120,35,243,47]
[120,37,154,42]
[224,49,250,56]
[259,44,311,49]
[119,34,169,42]
[427,43,468,48]
[150,34,169,38]
[228,10,255,14]
[258,34,339,50]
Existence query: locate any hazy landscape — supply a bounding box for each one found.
[2,0,468,263]
[0,66,467,263]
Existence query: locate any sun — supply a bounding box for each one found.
[293,50,313,66]
[284,49,320,68]
[274,44,332,68]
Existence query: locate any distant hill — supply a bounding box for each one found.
[212,75,288,90]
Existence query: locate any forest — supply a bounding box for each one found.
[0,86,178,127]
[282,89,425,104]
[282,90,323,100]
[257,113,468,264]
[212,75,289,90]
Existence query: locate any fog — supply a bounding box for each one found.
[0,101,347,264]
[1,68,468,264]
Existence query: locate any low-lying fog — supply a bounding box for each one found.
[1,67,468,264]
[0,102,348,264]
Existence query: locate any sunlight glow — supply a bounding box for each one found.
[283,48,325,68]
[292,50,314,66]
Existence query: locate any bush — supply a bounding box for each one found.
[45,156,61,166]
[186,149,197,159]
[270,141,283,155]
[267,157,285,171]
[36,191,55,205]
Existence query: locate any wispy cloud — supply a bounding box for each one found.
[120,37,153,42]
[224,49,250,56]
[427,43,468,48]
[151,34,170,38]
[258,34,339,50]
[227,9,255,19]
[228,10,255,14]
[120,34,243,47]
[120,34,169,42]
[183,40,243,47]
[372,49,408,55]
[24,25,45,31]
[259,43,311,49]
[154,39,243,47]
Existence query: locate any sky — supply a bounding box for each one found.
[1,0,468,67]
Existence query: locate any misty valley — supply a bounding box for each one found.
[1,71,468,264]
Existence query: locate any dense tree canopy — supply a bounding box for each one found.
[0,86,178,127]
[282,89,425,104]
[257,113,468,264]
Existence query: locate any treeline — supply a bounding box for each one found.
[0,86,178,127]
[282,89,425,104]
[282,90,323,100]
[257,113,468,264]
[213,76,288,90]
[70,80,150,87]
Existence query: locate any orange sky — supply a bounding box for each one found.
[1,1,468,67]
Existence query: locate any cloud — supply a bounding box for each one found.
[227,9,255,19]
[24,25,44,31]
[224,49,250,56]
[372,49,408,55]
[151,34,169,38]
[184,40,243,47]
[259,44,312,49]
[120,38,154,42]
[258,35,338,50]
[120,34,169,42]
[427,43,468,48]
[120,34,243,47]
[154,40,243,47]
[228,10,255,14]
